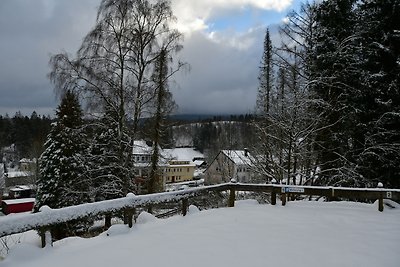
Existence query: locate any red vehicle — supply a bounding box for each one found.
[1,198,35,215]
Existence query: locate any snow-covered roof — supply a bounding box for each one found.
[9,185,32,191]
[221,150,253,166]
[19,158,36,164]
[167,160,196,167]
[163,147,204,162]
[133,140,153,155]
[1,198,35,205]
[5,171,32,178]
[193,160,205,167]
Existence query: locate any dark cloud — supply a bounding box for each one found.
[172,26,281,114]
[0,0,100,116]
[0,0,284,116]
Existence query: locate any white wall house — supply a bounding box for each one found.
[204,149,256,185]
[132,140,167,192]
[163,147,206,181]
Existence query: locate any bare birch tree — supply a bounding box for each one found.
[49,0,185,197]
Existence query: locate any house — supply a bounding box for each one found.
[19,158,37,172]
[8,185,33,198]
[132,140,154,178]
[132,142,206,189]
[1,198,35,215]
[4,171,35,188]
[204,149,256,185]
[0,163,4,196]
[132,140,167,192]
[163,147,206,181]
[164,160,196,183]
[1,144,18,167]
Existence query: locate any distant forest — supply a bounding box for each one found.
[0,111,255,163]
[0,112,52,161]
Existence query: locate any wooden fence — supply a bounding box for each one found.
[1,182,399,248]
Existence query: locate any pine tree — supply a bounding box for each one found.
[355,0,400,187]
[146,48,177,194]
[253,3,320,185]
[257,28,274,115]
[36,90,89,210]
[311,0,361,185]
[87,106,135,200]
[35,90,90,237]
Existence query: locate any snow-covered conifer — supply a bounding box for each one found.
[36,90,89,210]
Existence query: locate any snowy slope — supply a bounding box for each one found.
[2,200,400,267]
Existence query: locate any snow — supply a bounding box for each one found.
[221,150,253,165]
[163,147,204,161]
[193,159,205,166]
[2,200,400,267]
[4,171,32,178]
[1,198,35,205]
[9,185,31,191]
[132,140,153,155]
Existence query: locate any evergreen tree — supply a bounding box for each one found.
[87,106,135,200]
[253,3,320,185]
[257,28,274,115]
[36,90,89,210]
[355,0,400,187]
[146,48,178,194]
[312,0,361,185]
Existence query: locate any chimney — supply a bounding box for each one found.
[244,148,249,157]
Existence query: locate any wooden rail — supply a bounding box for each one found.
[1,183,399,247]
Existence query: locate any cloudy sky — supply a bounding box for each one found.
[0,0,303,116]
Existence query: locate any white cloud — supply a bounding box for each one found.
[282,16,290,24]
[206,27,261,50]
[171,0,293,34]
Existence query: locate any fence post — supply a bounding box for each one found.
[125,208,136,228]
[271,189,276,205]
[378,193,384,212]
[228,188,236,207]
[281,191,286,206]
[182,198,189,216]
[378,182,384,212]
[378,193,383,212]
[104,214,112,229]
[40,228,53,248]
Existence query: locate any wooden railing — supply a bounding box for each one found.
[1,183,399,247]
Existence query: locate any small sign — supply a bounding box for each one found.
[386,192,392,198]
[284,187,305,193]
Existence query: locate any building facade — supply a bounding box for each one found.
[164,160,196,183]
[205,150,256,185]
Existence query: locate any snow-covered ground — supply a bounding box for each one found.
[2,200,400,267]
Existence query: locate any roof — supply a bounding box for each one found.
[19,158,36,164]
[5,171,33,178]
[163,147,204,162]
[167,162,196,168]
[221,150,253,166]
[193,160,205,166]
[9,185,32,191]
[132,140,153,155]
[2,198,35,205]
